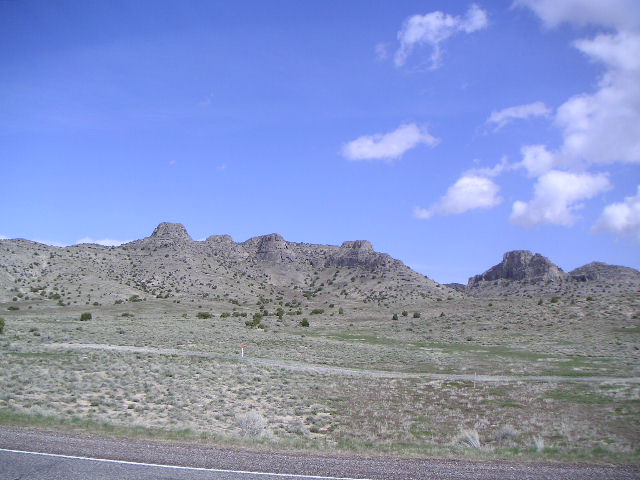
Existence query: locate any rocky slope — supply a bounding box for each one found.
[465,250,640,297]
[0,222,450,308]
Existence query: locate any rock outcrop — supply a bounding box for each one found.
[468,250,566,286]
[570,262,640,283]
[151,222,192,241]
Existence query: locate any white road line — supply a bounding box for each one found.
[0,447,375,480]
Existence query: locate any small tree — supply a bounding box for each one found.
[80,312,92,321]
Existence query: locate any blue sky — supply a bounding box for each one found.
[1,0,639,283]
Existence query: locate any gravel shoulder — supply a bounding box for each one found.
[1,426,639,480]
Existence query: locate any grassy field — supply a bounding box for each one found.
[1,292,639,464]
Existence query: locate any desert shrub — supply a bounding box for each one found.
[0,317,4,334]
[550,296,560,303]
[235,412,266,437]
[533,436,545,452]
[8,306,19,311]
[392,313,398,320]
[457,428,481,448]
[299,318,309,327]
[338,307,344,314]
[310,309,324,315]
[196,312,212,319]
[220,312,230,318]
[538,298,543,305]
[413,312,421,318]
[121,312,134,317]
[245,313,263,328]
[80,312,92,321]
[114,299,123,304]
[401,311,408,317]
[494,425,519,444]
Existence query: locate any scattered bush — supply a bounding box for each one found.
[392,313,398,321]
[457,428,481,448]
[494,425,519,444]
[80,312,92,321]
[401,311,408,317]
[413,312,421,318]
[245,313,263,329]
[310,309,324,315]
[196,312,212,319]
[7,306,19,311]
[533,436,545,452]
[0,317,4,334]
[235,411,267,437]
[299,318,309,327]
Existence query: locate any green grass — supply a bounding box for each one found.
[544,388,613,404]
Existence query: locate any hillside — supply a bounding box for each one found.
[0,222,452,309]
[1,224,639,462]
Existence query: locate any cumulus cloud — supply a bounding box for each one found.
[513,0,640,30]
[510,170,611,227]
[342,123,439,162]
[486,101,551,131]
[518,144,555,177]
[76,237,128,247]
[414,175,502,219]
[593,186,640,241]
[504,0,640,228]
[394,3,488,69]
[514,1,640,171]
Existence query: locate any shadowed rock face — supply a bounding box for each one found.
[468,250,567,287]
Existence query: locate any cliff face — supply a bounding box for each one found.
[468,250,567,286]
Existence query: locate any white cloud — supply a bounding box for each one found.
[394,3,488,69]
[510,170,611,227]
[554,32,640,168]
[0,234,8,240]
[593,186,640,241]
[76,237,128,247]
[513,0,640,30]
[486,101,551,131]
[514,3,640,171]
[414,175,502,219]
[519,144,555,177]
[342,123,439,162]
[467,156,513,177]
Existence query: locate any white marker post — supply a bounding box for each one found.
[241,343,245,358]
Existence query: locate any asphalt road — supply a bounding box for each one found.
[0,426,638,480]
